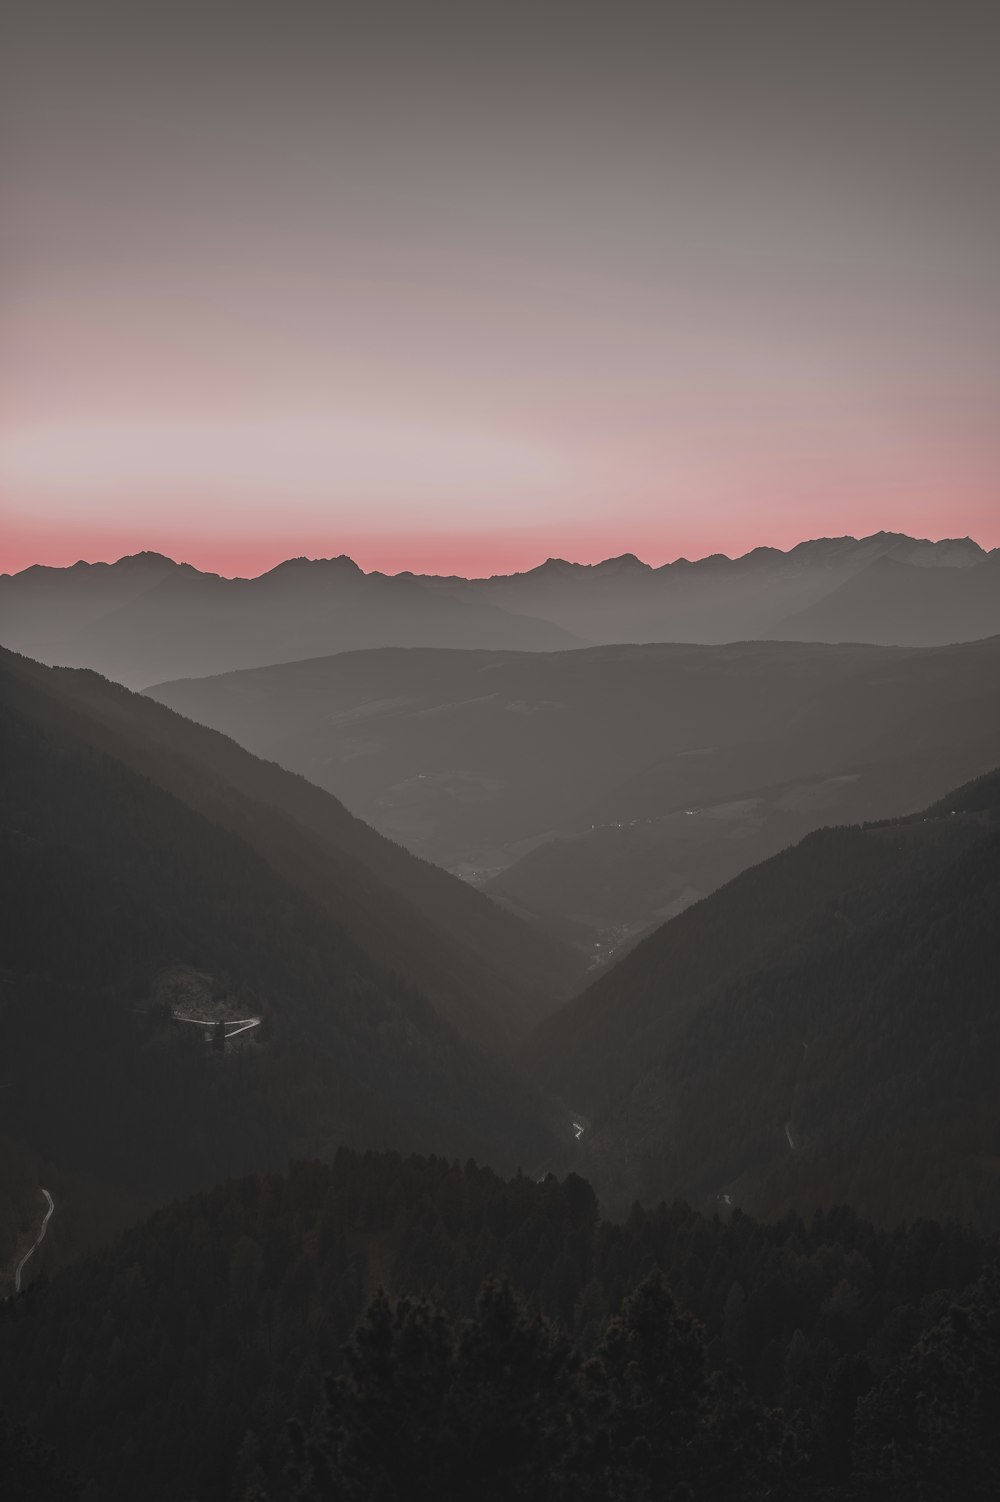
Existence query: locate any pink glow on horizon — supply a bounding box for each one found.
[6,0,999,590]
[4,502,997,581]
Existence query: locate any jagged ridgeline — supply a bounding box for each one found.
[3,533,998,691]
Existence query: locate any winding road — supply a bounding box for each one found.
[220,1018,260,1038]
[15,1188,54,1293]
[173,1012,260,1038]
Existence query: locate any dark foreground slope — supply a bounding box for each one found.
[1,649,582,1049]
[1,1151,996,1502]
[527,770,1000,1227]
[0,660,561,1262]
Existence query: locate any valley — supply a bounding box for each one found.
[148,635,1000,959]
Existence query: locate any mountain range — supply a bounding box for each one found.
[437,531,999,648]
[0,552,583,688]
[3,530,998,688]
[4,528,1000,1496]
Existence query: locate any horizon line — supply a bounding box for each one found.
[3,528,990,585]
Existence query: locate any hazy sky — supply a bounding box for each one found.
[3,0,999,575]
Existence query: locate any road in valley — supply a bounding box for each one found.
[15,1188,54,1293]
[221,1018,260,1038]
[173,1013,260,1038]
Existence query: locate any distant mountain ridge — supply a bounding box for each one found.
[414,530,989,580]
[449,531,998,648]
[3,531,997,686]
[0,551,585,687]
[771,550,1000,645]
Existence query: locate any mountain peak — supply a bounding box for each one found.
[523,553,651,580]
[114,551,181,569]
[593,552,651,573]
[260,554,364,580]
[526,557,577,578]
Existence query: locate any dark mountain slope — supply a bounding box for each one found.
[1,649,583,1048]
[526,773,1000,1227]
[925,763,1000,815]
[0,666,560,1254]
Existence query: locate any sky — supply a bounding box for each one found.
[3,0,999,577]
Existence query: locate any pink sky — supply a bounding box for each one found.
[4,372,998,576]
[5,1,999,580]
[5,496,997,580]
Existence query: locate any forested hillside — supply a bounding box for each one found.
[528,772,1000,1226]
[0,663,561,1264]
[1,1151,996,1500]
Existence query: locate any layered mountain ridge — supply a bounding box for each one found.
[3,530,997,687]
